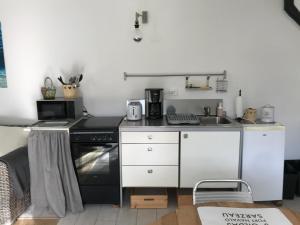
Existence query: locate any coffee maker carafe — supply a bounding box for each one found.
[145,88,163,119]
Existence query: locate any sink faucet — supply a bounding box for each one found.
[203,106,211,117]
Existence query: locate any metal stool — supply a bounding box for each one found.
[193,179,253,205]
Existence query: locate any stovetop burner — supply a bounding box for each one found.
[70,116,124,132]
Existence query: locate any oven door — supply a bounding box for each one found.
[71,142,119,186]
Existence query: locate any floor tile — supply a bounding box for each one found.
[57,212,80,225]
[156,207,176,219]
[22,193,300,225]
[136,209,157,225]
[74,205,101,225]
[116,208,137,225]
[95,220,116,225]
[96,205,120,222]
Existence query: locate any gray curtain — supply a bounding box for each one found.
[28,130,83,217]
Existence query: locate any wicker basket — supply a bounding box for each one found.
[63,85,78,98]
[41,77,56,100]
[0,162,31,225]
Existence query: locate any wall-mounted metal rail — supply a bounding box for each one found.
[123,70,227,80]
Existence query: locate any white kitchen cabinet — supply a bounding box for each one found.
[121,132,178,144]
[180,131,240,188]
[242,126,285,201]
[122,166,178,187]
[121,131,179,187]
[122,144,178,165]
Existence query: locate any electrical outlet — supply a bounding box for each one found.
[165,88,178,96]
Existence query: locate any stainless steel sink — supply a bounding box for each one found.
[200,116,232,125]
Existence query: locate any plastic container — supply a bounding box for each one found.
[217,102,223,117]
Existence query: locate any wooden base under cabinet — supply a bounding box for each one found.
[130,188,168,209]
[177,189,193,207]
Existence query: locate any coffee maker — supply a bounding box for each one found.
[145,88,163,119]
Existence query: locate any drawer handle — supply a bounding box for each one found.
[144,198,154,201]
[147,135,153,140]
[147,147,153,151]
[147,169,153,174]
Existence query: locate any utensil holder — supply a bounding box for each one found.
[63,85,78,98]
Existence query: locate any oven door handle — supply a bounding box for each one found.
[70,131,115,134]
[103,144,118,153]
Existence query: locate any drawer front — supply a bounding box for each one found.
[122,144,179,165]
[122,166,178,187]
[121,132,179,144]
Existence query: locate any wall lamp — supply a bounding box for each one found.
[133,11,148,42]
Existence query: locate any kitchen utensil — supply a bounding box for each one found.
[75,76,79,87]
[79,74,83,82]
[57,76,66,85]
[127,101,142,121]
[69,76,76,84]
[75,74,83,87]
[41,77,56,100]
[261,104,275,123]
[243,108,256,123]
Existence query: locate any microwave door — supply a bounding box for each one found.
[65,101,75,120]
[37,101,67,120]
[37,98,83,120]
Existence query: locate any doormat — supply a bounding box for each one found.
[197,207,292,225]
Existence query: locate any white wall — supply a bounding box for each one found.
[0,126,28,157]
[0,0,299,159]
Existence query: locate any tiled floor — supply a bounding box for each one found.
[57,190,178,225]
[20,194,300,225]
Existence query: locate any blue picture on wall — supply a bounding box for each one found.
[0,23,7,88]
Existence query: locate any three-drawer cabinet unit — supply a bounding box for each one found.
[121,132,179,187]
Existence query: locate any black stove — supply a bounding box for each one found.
[70,117,123,143]
[69,116,124,204]
[71,116,123,132]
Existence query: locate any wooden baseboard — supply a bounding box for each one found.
[14,218,59,225]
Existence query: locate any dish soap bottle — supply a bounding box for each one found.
[217,102,223,117]
[235,89,243,119]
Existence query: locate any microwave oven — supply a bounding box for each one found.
[37,97,83,120]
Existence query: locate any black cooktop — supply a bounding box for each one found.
[70,116,124,132]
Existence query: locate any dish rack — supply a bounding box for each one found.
[166,113,200,125]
